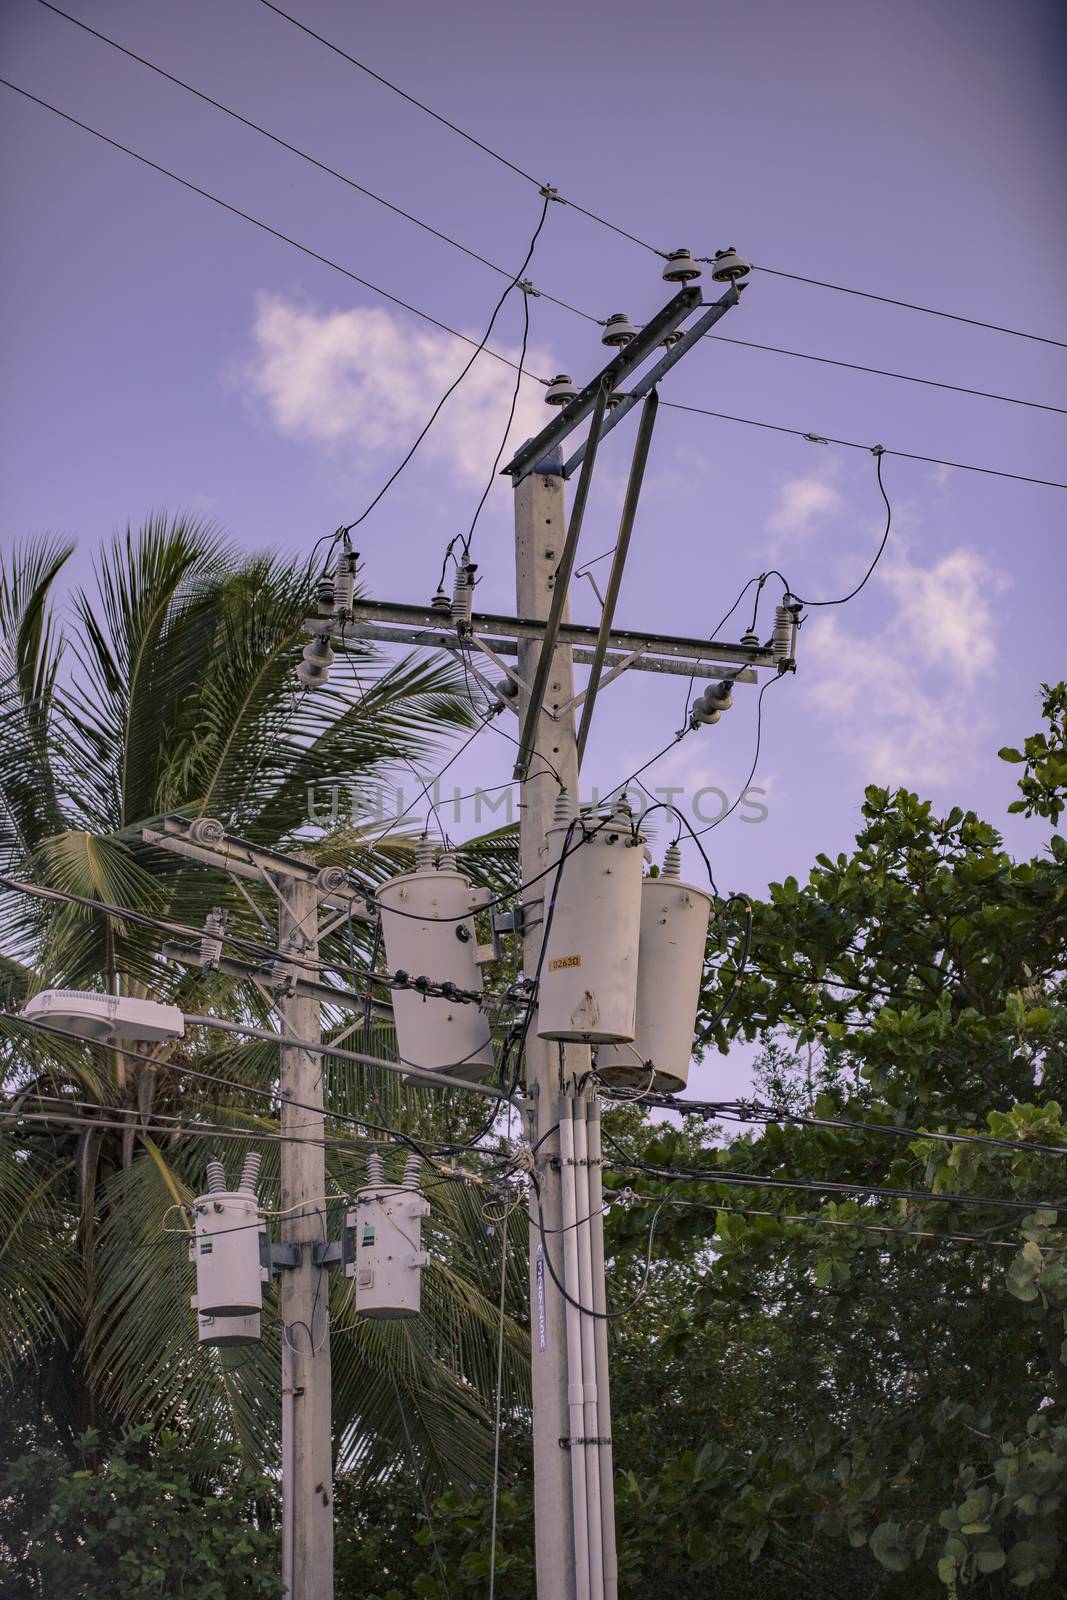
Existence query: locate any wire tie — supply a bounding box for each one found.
[803,432,829,445]
[539,184,562,202]
[516,278,541,297]
[870,442,886,456]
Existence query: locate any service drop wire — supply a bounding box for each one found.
[343,188,551,534]
[795,446,892,608]
[530,1170,666,1320]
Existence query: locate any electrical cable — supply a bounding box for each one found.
[256,0,1067,350]
[530,1174,665,1319]
[462,282,533,558]
[795,447,892,607]
[0,78,538,383]
[619,1190,1043,1254]
[749,263,1067,353]
[690,673,784,838]
[600,1132,1067,1215]
[387,1364,452,1600]
[632,1093,1067,1162]
[33,0,599,327]
[662,400,1067,491]
[704,330,1067,417]
[8,76,1065,499]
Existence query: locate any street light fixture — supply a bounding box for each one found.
[20,988,185,1043]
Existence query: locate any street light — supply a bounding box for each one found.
[20,988,185,1043]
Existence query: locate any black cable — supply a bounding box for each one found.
[795,448,892,607]
[633,800,719,898]
[0,78,534,383]
[637,1094,1067,1162]
[691,673,783,839]
[345,192,551,531]
[530,1173,664,1320]
[34,1,597,327]
[751,263,1067,353]
[663,400,1067,492]
[704,330,1067,417]
[462,283,533,557]
[601,1134,1067,1216]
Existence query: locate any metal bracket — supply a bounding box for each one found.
[312,1240,343,1269]
[492,900,542,959]
[265,1239,300,1275]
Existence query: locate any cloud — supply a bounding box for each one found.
[242,294,552,487]
[803,544,1009,786]
[765,473,843,545]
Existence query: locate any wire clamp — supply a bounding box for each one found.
[539,184,562,202]
[516,278,541,297]
[803,432,829,445]
[559,1435,613,1449]
[870,442,886,456]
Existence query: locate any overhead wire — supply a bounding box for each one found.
[250,0,1067,351]
[5,78,1064,495]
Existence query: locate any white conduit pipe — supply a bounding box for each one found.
[559,1097,592,1600]
[573,1100,605,1600]
[587,1099,618,1600]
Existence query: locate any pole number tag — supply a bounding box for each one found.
[548,955,581,971]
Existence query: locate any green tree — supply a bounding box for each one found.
[0,519,528,1492]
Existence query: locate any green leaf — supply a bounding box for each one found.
[869,1520,912,1573]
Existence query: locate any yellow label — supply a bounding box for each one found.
[548,954,582,971]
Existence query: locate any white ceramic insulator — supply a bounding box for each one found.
[191,1190,266,1317]
[553,789,576,826]
[437,852,456,874]
[451,568,474,626]
[415,835,436,872]
[205,1158,227,1193]
[333,554,356,616]
[537,819,644,1043]
[402,1154,422,1190]
[596,873,713,1092]
[377,867,493,1079]
[772,602,797,664]
[345,1185,430,1318]
[199,908,224,968]
[662,843,682,881]
[366,1151,385,1187]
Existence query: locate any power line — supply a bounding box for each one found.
[8,76,1065,499]
[705,330,1067,417]
[253,1,1066,350]
[0,77,536,382]
[603,1137,1066,1216]
[662,399,1067,491]
[31,1,600,327]
[751,263,1067,353]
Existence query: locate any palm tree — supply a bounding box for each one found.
[0,515,528,1491]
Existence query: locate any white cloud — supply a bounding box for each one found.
[765,473,843,545]
[242,294,552,487]
[803,544,1009,786]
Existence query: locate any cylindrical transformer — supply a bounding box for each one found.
[193,1296,261,1348]
[537,814,644,1042]
[190,1190,267,1317]
[596,868,712,1092]
[344,1184,430,1318]
[377,865,494,1080]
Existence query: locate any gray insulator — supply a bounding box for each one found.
[772,603,797,664]
[692,682,734,726]
[334,553,356,617]
[206,1158,227,1193]
[662,248,702,283]
[740,629,760,649]
[606,391,626,410]
[316,865,347,894]
[430,584,452,613]
[662,842,682,881]
[297,635,335,689]
[189,817,225,847]
[415,835,436,872]
[199,907,225,968]
[602,312,637,347]
[316,575,335,614]
[402,1154,422,1191]
[710,246,752,283]
[611,793,633,821]
[238,1151,262,1196]
[437,851,456,873]
[451,564,476,629]
[553,789,576,826]
[366,1151,385,1187]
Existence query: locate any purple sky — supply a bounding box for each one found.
[2,0,1065,1099]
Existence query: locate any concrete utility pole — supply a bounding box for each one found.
[514,450,592,1600]
[277,869,333,1600]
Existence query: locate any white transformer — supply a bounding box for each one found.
[345,1155,429,1319]
[189,1156,267,1319]
[192,1295,261,1348]
[20,988,185,1043]
[376,849,494,1080]
[596,844,712,1092]
[537,800,644,1043]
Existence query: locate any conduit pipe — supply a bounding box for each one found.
[559,1097,592,1600]
[573,1100,605,1600]
[587,1098,618,1600]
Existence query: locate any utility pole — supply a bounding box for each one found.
[277,868,333,1600]
[514,449,587,1600]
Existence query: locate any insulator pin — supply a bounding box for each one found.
[601,312,637,347]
